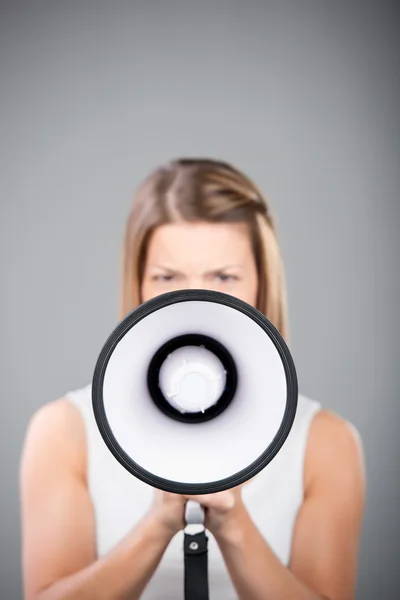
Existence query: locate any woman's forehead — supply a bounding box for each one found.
[146,222,253,267]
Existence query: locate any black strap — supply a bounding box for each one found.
[184,530,209,600]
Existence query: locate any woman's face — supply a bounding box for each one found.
[141,221,258,306]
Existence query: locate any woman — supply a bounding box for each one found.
[20,158,365,600]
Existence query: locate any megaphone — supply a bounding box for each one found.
[91,289,298,599]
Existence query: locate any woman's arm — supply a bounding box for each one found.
[20,399,177,600]
[190,410,365,600]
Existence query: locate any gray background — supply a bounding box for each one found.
[1,1,399,598]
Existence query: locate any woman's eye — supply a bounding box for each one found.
[215,274,237,282]
[152,274,175,282]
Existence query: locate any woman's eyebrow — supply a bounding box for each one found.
[149,264,181,273]
[207,265,244,272]
[148,264,244,273]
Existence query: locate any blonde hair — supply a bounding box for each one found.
[119,158,289,342]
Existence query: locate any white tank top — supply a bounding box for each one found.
[66,383,320,599]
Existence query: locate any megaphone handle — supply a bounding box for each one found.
[183,500,209,600]
[185,500,205,527]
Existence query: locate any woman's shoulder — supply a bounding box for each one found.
[27,388,87,438]
[309,407,363,457]
[296,392,362,448]
[303,400,365,495]
[21,392,87,479]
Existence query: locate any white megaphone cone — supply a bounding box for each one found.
[91,289,298,600]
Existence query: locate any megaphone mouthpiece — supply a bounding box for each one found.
[159,345,226,414]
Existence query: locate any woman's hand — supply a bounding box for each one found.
[184,484,245,536]
[147,489,188,537]
[147,485,246,539]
